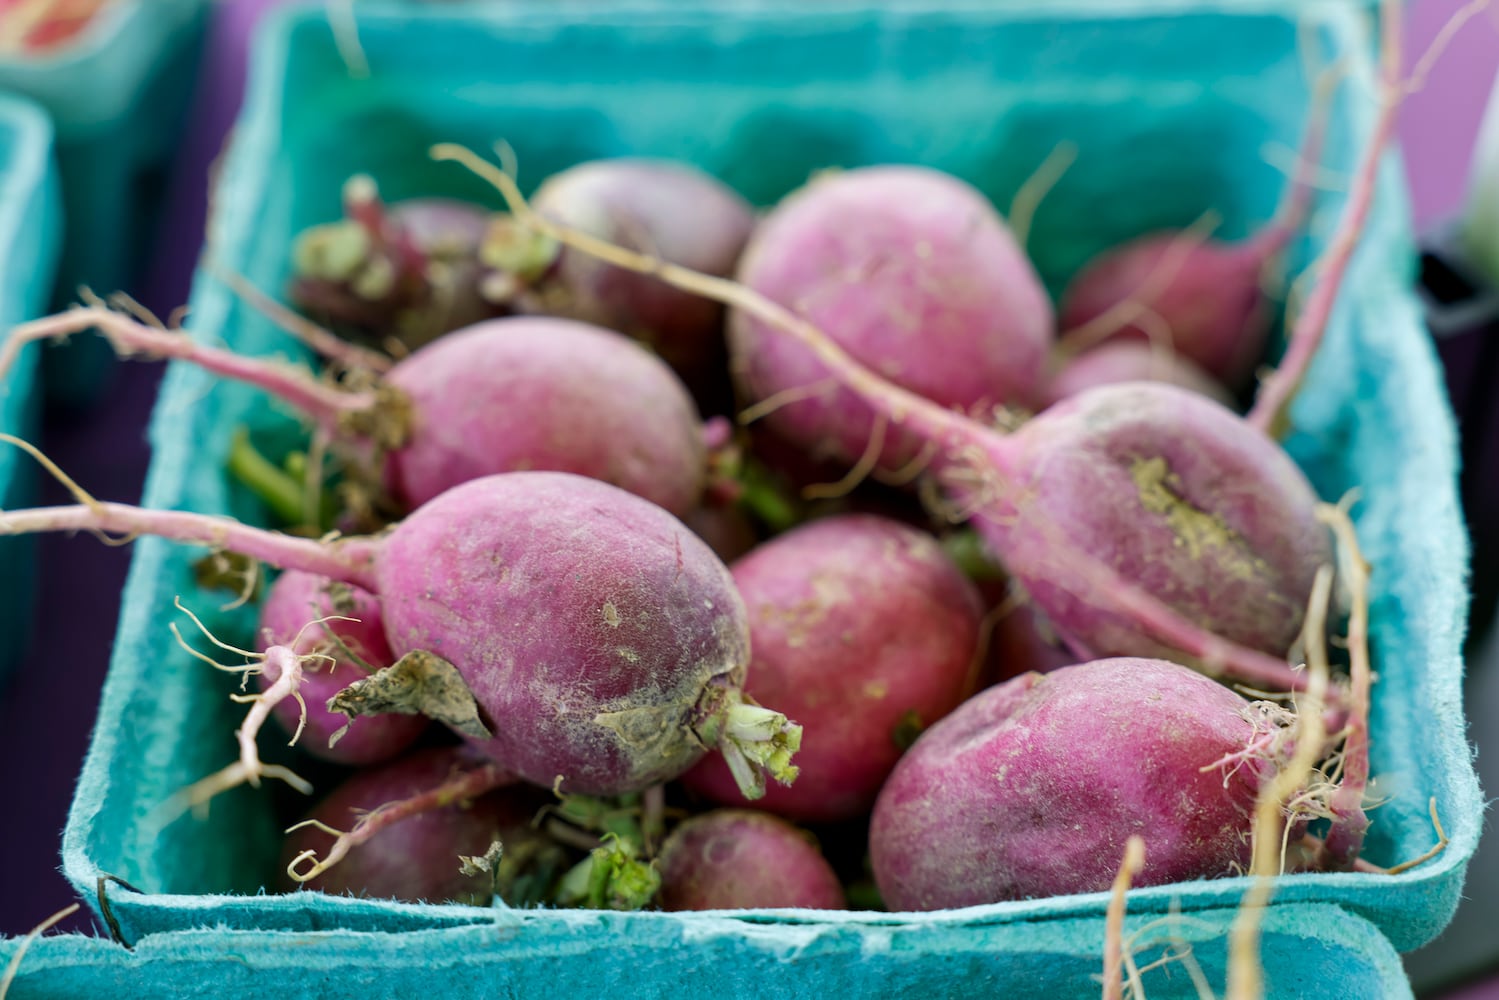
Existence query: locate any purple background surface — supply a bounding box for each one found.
[0,2,1495,996]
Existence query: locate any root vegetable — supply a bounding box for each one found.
[0,470,799,800]
[486,158,755,401]
[256,570,427,766]
[655,809,845,911]
[277,747,551,904]
[727,165,1054,472]
[681,513,984,822]
[1042,341,1235,409]
[289,175,499,350]
[1055,66,1336,390]
[868,658,1299,910]
[1,310,709,518]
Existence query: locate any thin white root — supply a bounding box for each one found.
[289,611,362,652]
[1102,836,1146,1000]
[1009,141,1078,251]
[0,433,105,514]
[286,817,348,839]
[156,646,314,825]
[101,291,167,331]
[1134,307,1181,365]
[217,553,262,614]
[156,602,356,826]
[0,903,80,1000]
[212,263,393,375]
[1313,492,1374,868]
[284,761,514,883]
[1165,908,1218,1000]
[1224,564,1335,1000]
[801,411,887,500]
[173,595,260,660]
[1403,0,1492,97]
[170,622,262,686]
[0,430,137,555]
[1384,798,1449,875]
[735,376,839,426]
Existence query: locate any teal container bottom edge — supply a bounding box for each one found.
[70,846,1472,961]
[0,902,1414,1000]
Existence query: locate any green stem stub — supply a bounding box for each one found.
[941,528,1007,584]
[293,221,374,285]
[709,699,803,801]
[478,216,562,298]
[556,835,660,911]
[226,427,312,529]
[735,457,803,535]
[545,783,650,845]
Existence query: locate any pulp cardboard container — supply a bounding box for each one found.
[58,0,1482,966]
[0,0,207,406]
[0,92,64,689]
[0,903,1417,998]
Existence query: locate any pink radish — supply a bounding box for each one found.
[680,513,984,823]
[868,658,1300,910]
[974,380,1327,669]
[374,317,706,514]
[1041,340,1235,409]
[1054,69,1338,391]
[256,569,427,766]
[1055,214,1282,390]
[483,158,755,404]
[277,747,552,904]
[727,165,1054,473]
[0,471,800,804]
[655,809,846,911]
[0,311,709,518]
[289,175,500,350]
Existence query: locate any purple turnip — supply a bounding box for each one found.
[1042,340,1235,410]
[289,174,500,350]
[277,746,554,904]
[482,158,755,406]
[680,513,984,822]
[0,311,709,518]
[655,809,846,911]
[868,658,1296,910]
[726,165,1054,472]
[1055,71,1335,390]
[256,569,427,766]
[0,471,801,803]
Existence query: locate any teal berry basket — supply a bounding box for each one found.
[58,0,1480,967]
[0,90,64,690]
[0,902,1418,998]
[0,0,207,408]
